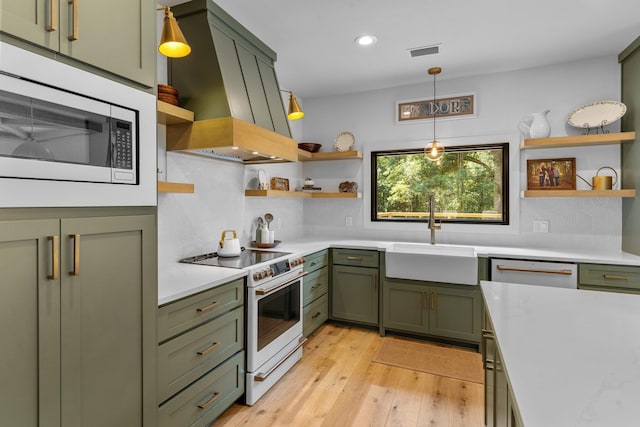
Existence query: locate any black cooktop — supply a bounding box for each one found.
[179,249,291,269]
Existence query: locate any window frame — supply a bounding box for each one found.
[370,142,510,225]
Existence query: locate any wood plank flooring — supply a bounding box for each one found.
[214,324,484,427]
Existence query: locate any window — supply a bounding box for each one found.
[372,143,509,224]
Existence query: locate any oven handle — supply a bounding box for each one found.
[254,336,307,382]
[254,271,307,296]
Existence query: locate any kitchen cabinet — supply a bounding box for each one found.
[621,36,640,255]
[0,0,155,87]
[302,250,329,336]
[0,213,157,427]
[157,278,244,426]
[382,280,482,343]
[331,249,379,326]
[520,132,636,198]
[578,263,640,294]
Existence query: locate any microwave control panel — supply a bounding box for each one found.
[112,119,133,170]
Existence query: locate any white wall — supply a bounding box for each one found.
[300,55,623,250]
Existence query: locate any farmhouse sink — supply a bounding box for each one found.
[385,243,478,285]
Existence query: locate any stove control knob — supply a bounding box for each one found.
[260,270,268,279]
[267,268,274,276]
[253,273,260,281]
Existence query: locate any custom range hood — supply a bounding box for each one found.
[166,0,298,163]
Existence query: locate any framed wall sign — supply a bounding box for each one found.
[526,158,576,190]
[396,92,476,124]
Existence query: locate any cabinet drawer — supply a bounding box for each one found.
[579,264,640,291]
[304,250,328,273]
[303,267,328,306]
[158,306,243,403]
[303,293,328,337]
[158,351,244,427]
[158,278,243,342]
[332,248,379,268]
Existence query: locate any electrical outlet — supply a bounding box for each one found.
[533,219,549,233]
[345,216,353,227]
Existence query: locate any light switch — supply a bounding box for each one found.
[533,219,549,233]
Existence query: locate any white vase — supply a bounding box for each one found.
[519,110,551,138]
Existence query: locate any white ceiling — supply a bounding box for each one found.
[167,0,640,99]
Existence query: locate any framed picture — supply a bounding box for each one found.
[270,177,290,191]
[527,158,576,190]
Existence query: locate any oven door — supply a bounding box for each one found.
[247,272,304,372]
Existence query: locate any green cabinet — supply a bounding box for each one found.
[578,263,640,294]
[0,0,155,87]
[302,250,329,336]
[382,280,482,343]
[0,213,157,427]
[331,249,380,326]
[157,278,244,426]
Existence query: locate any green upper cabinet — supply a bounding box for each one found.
[0,1,59,51]
[0,0,155,88]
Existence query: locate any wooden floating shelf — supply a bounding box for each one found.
[158,181,195,193]
[522,189,636,198]
[245,189,361,199]
[157,100,194,125]
[520,132,636,150]
[298,150,362,161]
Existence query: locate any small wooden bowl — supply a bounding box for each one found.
[298,143,321,153]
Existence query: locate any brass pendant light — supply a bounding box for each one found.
[282,90,304,120]
[425,67,444,161]
[158,6,191,58]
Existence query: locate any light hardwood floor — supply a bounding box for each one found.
[214,324,484,427]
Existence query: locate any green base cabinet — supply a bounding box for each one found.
[578,263,640,294]
[157,278,244,426]
[331,249,379,326]
[0,213,157,427]
[382,280,481,343]
[302,250,329,336]
[0,0,155,87]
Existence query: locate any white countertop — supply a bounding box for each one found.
[481,280,640,427]
[159,238,640,305]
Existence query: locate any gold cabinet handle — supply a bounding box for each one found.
[46,0,57,31]
[603,274,629,280]
[311,311,322,319]
[310,261,318,267]
[68,0,78,41]
[430,292,435,310]
[496,265,573,275]
[69,234,80,276]
[196,342,219,356]
[197,392,220,409]
[47,235,59,280]
[346,256,363,261]
[196,300,219,313]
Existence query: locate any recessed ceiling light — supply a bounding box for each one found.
[355,35,377,46]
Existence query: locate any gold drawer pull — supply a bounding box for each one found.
[310,261,318,267]
[48,235,59,280]
[69,234,80,276]
[346,256,363,261]
[197,392,220,409]
[496,265,573,275]
[311,311,322,319]
[197,342,219,356]
[603,274,629,280]
[67,0,78,41]
[46,0,57,31]
[196,300,219,313]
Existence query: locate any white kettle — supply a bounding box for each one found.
[218,230,241,257]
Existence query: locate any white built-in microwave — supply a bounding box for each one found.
[0,41,156,207]
[0,72,138,185]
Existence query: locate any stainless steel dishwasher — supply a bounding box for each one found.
[490,258,578,288]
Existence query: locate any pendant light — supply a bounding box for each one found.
[158,6,191,58]
[425,67,444,161]
[281,90,305,120]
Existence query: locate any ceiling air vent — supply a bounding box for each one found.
[409,45,440,57]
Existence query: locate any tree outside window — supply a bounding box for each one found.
[372,143,509,224]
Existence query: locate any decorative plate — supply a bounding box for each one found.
[258,169,268,190]
[334,131,355,151]
[567,101,627,129]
